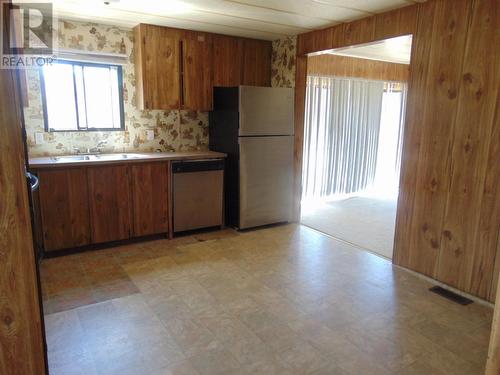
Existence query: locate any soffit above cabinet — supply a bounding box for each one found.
[51,0,426,41]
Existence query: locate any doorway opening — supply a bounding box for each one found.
[300,35,412,259]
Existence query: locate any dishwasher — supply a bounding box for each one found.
[172,159,224,233]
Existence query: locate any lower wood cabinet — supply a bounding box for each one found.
[87,165,132,244]
[130,162,170,237]
[36,161,172,252]
[38,168,91,252]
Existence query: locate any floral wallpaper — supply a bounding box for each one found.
[271,36,297,89]
[24,20,208,157]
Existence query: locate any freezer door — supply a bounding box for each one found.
[239,136,293,229]
[239,86,294,136]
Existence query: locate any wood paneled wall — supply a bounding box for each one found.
[295,0,500,302]
[0,69,47,372]
[307,54,409,82]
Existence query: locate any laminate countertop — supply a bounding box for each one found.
[29,150,226,169]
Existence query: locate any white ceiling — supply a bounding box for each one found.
[326,35,413,64]
[48,0,424,40]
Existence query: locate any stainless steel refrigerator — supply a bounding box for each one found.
[209,86,294,229]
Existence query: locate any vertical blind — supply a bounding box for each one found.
[302,76,385,200]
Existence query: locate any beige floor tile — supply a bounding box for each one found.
[41,224,492,375]
[187,348,241,375]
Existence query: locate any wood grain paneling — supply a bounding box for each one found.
[134,24,181,110]
[241,38,272,86]
[130,162,170,237]
[0,67,46,373]
[393,0,435,269]
[88,165,132,244]
[406,0,471,277]
[182,37,213,110]
[344,17,375,47]
[295,0,500,302]
[468,0,500,301]
[296,5,418,56]
[307,54,409,82]
[213,35,243,87]
[38,168,90,251]
[292,55,307,221]
[438,0,500,296]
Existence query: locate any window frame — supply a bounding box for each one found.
[39,59,125,132]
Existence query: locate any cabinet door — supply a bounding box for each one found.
[130,162,170,237]
[182,38,213,110]
[38,168,90,251]
[213,35,242,87]
[135,25,181,110]
[241,39,272,87]
[88,165,131,244]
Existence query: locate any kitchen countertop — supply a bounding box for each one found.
[29,150,226,169]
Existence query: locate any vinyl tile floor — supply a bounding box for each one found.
[40,224,493,375]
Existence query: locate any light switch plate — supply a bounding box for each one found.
[35,132,44,144]
[146,130,154,141]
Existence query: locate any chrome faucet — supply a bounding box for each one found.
[73,140,108,155]
[89,140,108,154]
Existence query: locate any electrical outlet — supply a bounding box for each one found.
[146,130,154,141]
[35,132,44,145]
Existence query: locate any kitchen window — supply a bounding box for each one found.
[40,60,124,132]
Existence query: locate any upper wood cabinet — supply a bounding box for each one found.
[182,37,213,111]
[134,24,272,110]
[213,35,243,87]
[134,24,181,110]
[38,168,90,252]
[130,162,170,237]
[88,165,132,244]
[241,39,272,87]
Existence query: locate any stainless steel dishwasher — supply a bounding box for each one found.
[172,159,224,233]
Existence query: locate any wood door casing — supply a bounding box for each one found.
[38,168,90,251]
[130,162,169,237]
[88,165,132,244]
[182,38,213,110]
[0,62,46,373]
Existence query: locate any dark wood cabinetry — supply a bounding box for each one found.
[182,37,213,111]
[241,39,272,87]
[34,160,179,252]
[134,25,181,110]
[213,35,243,87]
[38,168,90,252]
[87,165,132,244]
[134,24,272,111]
[130,162,170,237]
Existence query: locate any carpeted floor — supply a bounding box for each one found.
[300,196,397,259]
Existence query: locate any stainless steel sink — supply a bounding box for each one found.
[51,155,92,162]
[94,153,150,160]
[50,153,150,162]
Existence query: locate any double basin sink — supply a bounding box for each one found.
[50,153,151,162]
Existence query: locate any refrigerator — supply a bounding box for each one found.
[209,86,294,230]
